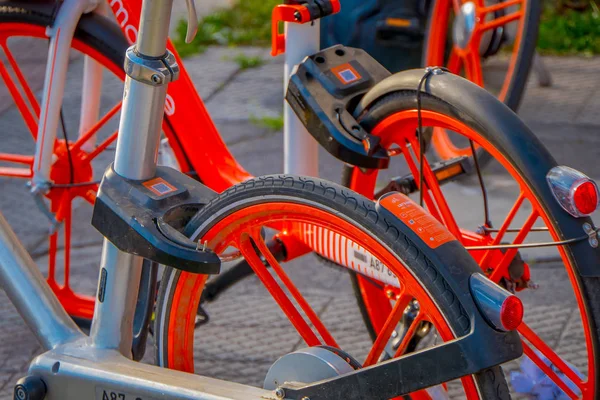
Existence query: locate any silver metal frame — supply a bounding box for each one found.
[0,0,322,398]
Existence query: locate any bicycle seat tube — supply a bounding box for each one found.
[90,0,176,357]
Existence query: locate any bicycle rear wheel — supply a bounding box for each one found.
[154,175,512,399]
[422,0,540,164]
[343,71,600,398]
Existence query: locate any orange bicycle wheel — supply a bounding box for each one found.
[343,75,599,398]
[0,8,187,320]
[423,0,540,163]
[154,175,511,399]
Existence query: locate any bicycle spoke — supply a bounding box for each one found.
[252,230,338,347]
[479,11,523,32]
[480,0,522,15]
[71,101,122,154]
[463,51,484,87]
[83,130,118,162]
[478,192,525,268]
[519,323,585,392]
[364,292,411,366]
[237,233,323,347]
[399,141,444,223]
[407,137,461,238]
[521,341,581,399]
[0,45,38,138]
[393,312,426,357]
[446,49,463,75]
[3,43,40,116]
[489,210,538,282]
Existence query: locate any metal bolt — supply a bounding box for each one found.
[275,388,286,399]
[151,74,162,84]
[301,397,311,400]
[15,387,26,400]
[385,289,395,299]
[583,222,593,233]
[294,11,302,21]
[591,238,599,248]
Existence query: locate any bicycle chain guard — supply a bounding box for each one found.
[286,45,391,169]
[91,166,221,274]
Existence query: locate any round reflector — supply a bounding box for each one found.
[573,181,599,216]
[500,295,524,331]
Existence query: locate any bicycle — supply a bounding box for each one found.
[0,0,598,398]
[422,0,541,164]
[0,0,523,399]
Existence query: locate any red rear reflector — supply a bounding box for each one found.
[500,295,524,331]
[547,166,599,217]
[573,181,598,216]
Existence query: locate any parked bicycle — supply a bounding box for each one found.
[0,0,598,398]
[0,0,524,399]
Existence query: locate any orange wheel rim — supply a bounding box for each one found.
[349,109,596,399]
[163,202,482,398]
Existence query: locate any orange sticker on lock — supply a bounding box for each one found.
[331,63,362,84]
[378,193,456,249]
[142,177,178,197]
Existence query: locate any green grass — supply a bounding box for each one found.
[537,2,600,56]
[232,53,265,70]
[250,114,284,131]
[174,0,279,57]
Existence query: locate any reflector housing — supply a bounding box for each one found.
[546,166,599,218]
[469,273,523,331]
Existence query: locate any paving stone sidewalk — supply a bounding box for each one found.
[0,40,599,398]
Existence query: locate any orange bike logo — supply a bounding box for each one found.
[110,0,138,45]
[110,0,176,116]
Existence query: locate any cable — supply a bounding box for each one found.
[469,139,492,228]
[416,67,448,207]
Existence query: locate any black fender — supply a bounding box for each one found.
[353,68,600,278]
[0,1,128,68]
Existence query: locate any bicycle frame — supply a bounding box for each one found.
[29,0,321,197]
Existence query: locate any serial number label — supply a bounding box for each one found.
[95,387,158,400]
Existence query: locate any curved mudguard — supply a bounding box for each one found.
[353,68,600,278]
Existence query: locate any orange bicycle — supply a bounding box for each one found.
[0,0,598,398]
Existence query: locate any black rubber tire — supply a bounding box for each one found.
[342,86,600,396]
[154,175,510,399]
[421,0,540,165]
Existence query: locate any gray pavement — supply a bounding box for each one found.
[0,36,599,399]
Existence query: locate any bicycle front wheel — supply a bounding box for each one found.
[154,175,511,399]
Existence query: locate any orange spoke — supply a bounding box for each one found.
[489,210,538,282]
[479,0,522,14]
[479,12,523,32]
[3,43,40,116]
[478,192,525,268]
[364,292,411,367]
[253,232,338,347]
[0,153,33,165]
[520,323,585,392]
[83,130,118,162]
[521,342,581,399]
[0,167,32,178]
[408,137,462,239]
[393,312,426,357]
[71,102,122,153]
[0,46,38,138]
[463,51,484,86]
[446,49,463,74]
[400,141,444,223]
[238,234,322,347]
